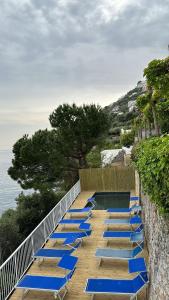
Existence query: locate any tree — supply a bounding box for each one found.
[49,104,110,169]
[0,209,21,263]
[9,104,110,190]
[136,93,154,137]
[8,129,65,191]
[16,191,65,237]
[143,56,169,135]
[86,147,101,168]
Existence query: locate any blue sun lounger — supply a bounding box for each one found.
[34,242,81,264]
[68,207,93,217]
[107,204,141,215]
[16,273,72,300]
[59,218,88,225]
[95,241,144,266]
[103,225,144,245]
[85,258,148,299]
[103,224,143,238]
[49,230,92,248]
[104,215,142,228]
[16,255,78,299]
[59,218,88,224]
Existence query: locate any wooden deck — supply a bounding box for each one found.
[10,191,147,300]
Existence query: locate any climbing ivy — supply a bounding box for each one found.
[132,135,169,215]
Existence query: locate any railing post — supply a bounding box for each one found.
[31,236,34,256]
[44,222,46,242]
[52,210,55,230]
[59,202,62,219]
[14,254,18,281]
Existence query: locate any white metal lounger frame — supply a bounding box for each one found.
[84,273,149,300]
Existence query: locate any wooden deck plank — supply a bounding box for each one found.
[10,191,147,300]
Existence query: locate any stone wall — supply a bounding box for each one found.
[141,193,169,300]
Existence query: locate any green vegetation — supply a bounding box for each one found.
[120,131,135,147]
[135,56,169,137]
[132,136,169,215]
[133,56,169,215]
[104,84,144,130]
[86,147,101,168]
[0,191,65,264]
[0,209,21,263]
[9,104,110,191]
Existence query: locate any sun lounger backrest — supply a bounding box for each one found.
[58,255,78,271]
[135,224,144,232]
[132,241,144,257]
[140,271,149,283]
[130,215,142,224]
[132,273,147,293]
[132,245,142,257]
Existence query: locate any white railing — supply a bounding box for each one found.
[0,180,81,300]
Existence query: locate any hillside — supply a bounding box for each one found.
[104,81,146,131]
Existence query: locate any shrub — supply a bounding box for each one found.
[120,131,135,147]
[132,135,169,214]
[0,209,21,263]
[86,148,101,168]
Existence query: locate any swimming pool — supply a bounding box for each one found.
[87,192,130,210]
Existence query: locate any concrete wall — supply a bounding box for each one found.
[141,194,169,300]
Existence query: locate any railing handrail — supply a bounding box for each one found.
[0,180,81,269]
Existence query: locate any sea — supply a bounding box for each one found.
[0,150,28,216]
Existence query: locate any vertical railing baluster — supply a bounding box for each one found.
[14,254,18,281]
[31,236,34,256]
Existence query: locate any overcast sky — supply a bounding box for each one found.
[0,0,168,149]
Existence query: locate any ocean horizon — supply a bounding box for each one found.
[0,149,27,216]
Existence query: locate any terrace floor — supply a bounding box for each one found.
[10,191,147,300]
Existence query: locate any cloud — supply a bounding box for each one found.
[0,0,168,148]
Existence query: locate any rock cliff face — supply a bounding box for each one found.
[141,194,169,300]
[104,81,146,129]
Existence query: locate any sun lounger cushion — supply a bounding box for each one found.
[17,274,68,292]
[79,223,91,230]
[68,207,92,213]
[34,248,74,259]
[104,216,142,225]
[50,230,92,240]
[59,219,87,224]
